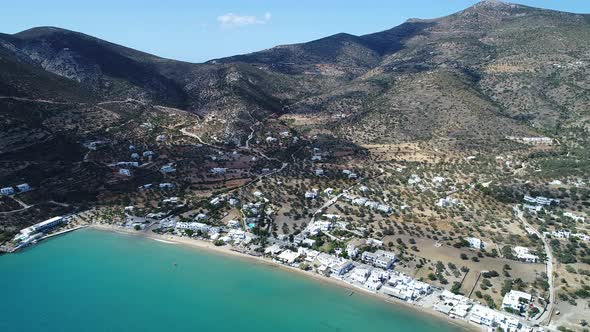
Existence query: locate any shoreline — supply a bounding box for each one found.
[88,224,480,331]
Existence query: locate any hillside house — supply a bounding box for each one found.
[16,183,31,192]
[0,187,13,197]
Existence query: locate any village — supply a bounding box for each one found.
[1,106,589,332]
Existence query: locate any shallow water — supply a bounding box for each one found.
[0,229,463,332]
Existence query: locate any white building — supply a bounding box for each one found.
[227,220,240,228]
[408,174,422,185]
[210,197,224,206]
[469,304,496,326]
[19,216,65,237]
[361,250,396,269]
[502,290,532,312]
[119,168,132,176]
[1,187,15,195]
[299,238,314,247]
[364,200,379,209]
[330,259,354,275]
[437,197,459,208]
[16,183,31,192]
[523,204,542,213]
[573,233,590,242]
[265,244,283,255]
[467,237,483,249]
[305,191,318,199]
[323,214,340,220]
[114,161,139,168]
[210,167,227,175]
[432,176,446,184]
[352,197,368,205]
[160,164,176,173]
[513,246,539,263]
[277,250,300,264]
[524,195,560,206]
[548,229,571,239]
[195,213,208,221]
[162,197,179,204]
[377,204,392,213]
[346,244,359,258]
[563,212,585,222]
[175,222,211,233]
[366,238,383,247]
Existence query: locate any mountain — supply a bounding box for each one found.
[207,0,590,144]
[0,0,589,168]
[0,27,187,106]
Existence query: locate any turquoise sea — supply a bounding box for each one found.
[0,229,464,332]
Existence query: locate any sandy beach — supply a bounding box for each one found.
[88,223,480,331]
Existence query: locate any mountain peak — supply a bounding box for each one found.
[14,26,74,39]
[466,0,523,11]
[475,0,506,6]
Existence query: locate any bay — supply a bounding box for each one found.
[0,229,464,332]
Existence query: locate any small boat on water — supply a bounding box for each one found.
[349,291,354,296]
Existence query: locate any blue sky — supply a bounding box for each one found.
[2,0,589,63]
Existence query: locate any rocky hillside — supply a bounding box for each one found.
[1,0,589,147]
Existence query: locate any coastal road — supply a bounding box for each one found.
[513,205,555,325]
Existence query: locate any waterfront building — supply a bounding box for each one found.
[469,304,496,326]
[264,244,283,255]
[277,250,300,264]
[18,216,66,241]
[175,222,211,233]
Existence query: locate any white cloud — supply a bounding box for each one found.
[217,12,271,28]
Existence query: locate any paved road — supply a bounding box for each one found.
[514,205,555,325]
